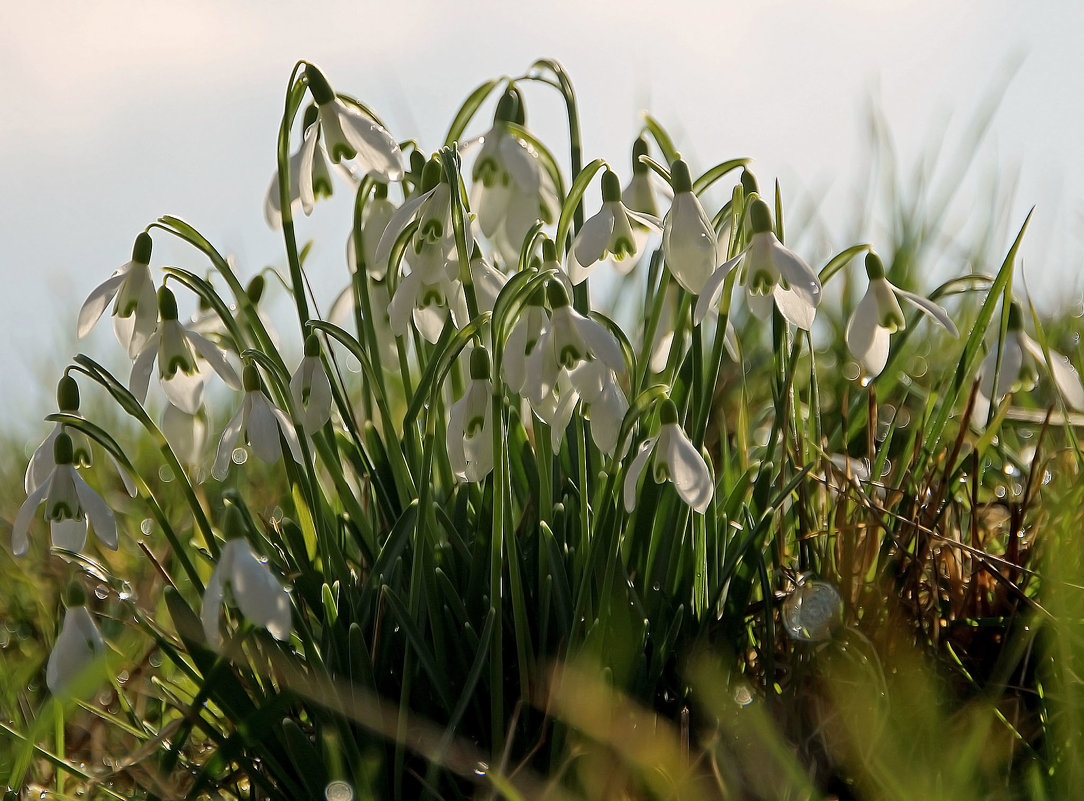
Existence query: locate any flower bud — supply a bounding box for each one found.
[749,199,773,235]
[53,432,74,465]
[242,364,262,392]
[305,63,335,106]
[132,232,153,265]
[632,136,650,175]
[740,168,759,197]
[601,169,622,203]
[304,332,321,358]
[494,86,521,125]
[546,279,571,309]
[1008,301,1024,331]
[659,398,678,425]
[470,346,491,380]
[542,239,558,264]
[63,580,87,608]
[670,158,693,194]
[157,286,179,321]
[864,251,886,280]
[420,158,443,193]
[246,274,266,304]
[57,375,80,412]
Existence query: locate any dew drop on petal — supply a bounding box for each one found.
[140,519,154,535]
[232,447,248,465]
[94,585,108,600]
[474,762,489,777]
[158,465,174,483]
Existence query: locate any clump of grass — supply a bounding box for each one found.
[1,59,1082,801]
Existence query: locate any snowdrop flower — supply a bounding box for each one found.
[265,104,334,227]
[290,334,333,432]
[12,433,117,557]
[162,402,210,474]
[202,535,292,650]
[26,375,92,494]
[845,252,958,377]
[303,64,404,185]
[469,86,560,265]
[662,159,717,295]
[47,604,105,695]
[77,232,158,359]
[375,160,459,284]
[347,183,398,279]
[567,168,661,285]
[388,269,463,343]
[620,136,664,267]
[524,281,626,406]
[623,400,713,513]
[695,199,822,330]
[26,376,138,499]
[212,365,304,481]
[447,349,495,482]
[502,287,550,395]
[567,360,628,456]
[974,301,1084,421]
[329,278,399,370]
[130,287,242,415]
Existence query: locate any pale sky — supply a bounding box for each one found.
[4,1,1083,442]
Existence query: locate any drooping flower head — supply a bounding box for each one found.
[623,399,713,513]
[212,365,304,480]
[78,232,158,359]
[202,514,292,651]
[265,103,335,227]
[26,375,92,494]
[303,64,404,184]
[524,280,627,407]
[290,333,333,432]
[47,597,106,696]
[12,433,118,557]
[695,198,822,330]
[469,86,560,266]
[566,168,661,285]
[621,136,663,261]
[347,182,398,280]
[845,251,958,378]
[974,300,1084,422]
[130,287,242,414]
[447,347,496,483]
[662,158,717,295]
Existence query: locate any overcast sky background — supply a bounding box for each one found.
[4,1,1083,448]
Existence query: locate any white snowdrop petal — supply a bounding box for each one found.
[74,472,117,550]
[12,480,51,557]
[129,342,158,406]
[623,438,657,513]
[845,289,891,376]
[162,367,205,416]
[374,189,435,277]
[47,607,105,694]
[272,405,305,466]
[230,542,292,641]
[212,401,248,481]
[568,209,615,284]
[51,517,88,552]
[660,425,714,513]
[187,330,242,390]
[1020,334,1084,411]
[77,270,128,338]
[895,286,958,336]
